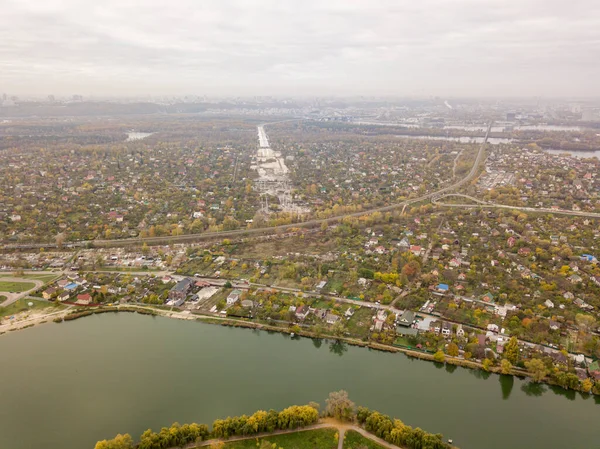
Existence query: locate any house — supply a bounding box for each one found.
[544,299,555,308]
[437,283,449,294]
[57,279,70,288]
[325,313,340,325]
[226,289,242,305]
[42,288,57,300]
[569,274,583,284]
[241,299,254,308]
[397,310,415,327]
[549,320,561,331]
[76,293,92,305]
[410,245,423,256]
[456,324,465,338]
[487,324,499,333]
[169,278,193,301]
[58,292,70,302]
[344,307,355,318]
[295,305,310,320]
[441,322,452,337]
[429,321,441,334]
[161,275,173,284]
[315,280,327,290]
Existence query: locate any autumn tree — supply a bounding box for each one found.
[94,434,134,449]
[504,336,519,365]
[325,390,355,422]
[525,359,548,382]
[446,343,459,357]
[500,359,513,375]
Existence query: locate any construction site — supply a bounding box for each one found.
[252,125,310,216]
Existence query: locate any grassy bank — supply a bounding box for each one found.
[344,430,386,449]
[221,428,338,449]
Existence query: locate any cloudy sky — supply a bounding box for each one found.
[1,0,599,97]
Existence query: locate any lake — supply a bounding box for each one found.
[0,314,598,449]
[543,148,600,159]
[396,135,513,145]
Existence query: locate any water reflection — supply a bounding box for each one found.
[445,364,457,374]
[499,375,514,400]
[521,382,546,397]
[329,340,348,356]
[470,368,492,380]
[549,385,576,401]
[312,338,323,349]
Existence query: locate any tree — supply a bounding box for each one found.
[224,281,232,288]
[575,314,596,333]
[433,350,445,363]
[525,359,548,382]
[504,336,519,365]
[325,390,355,421]
[446,342,459,357]
[482,358,493,371]
[94,434,134,449]
[500,359,513,375]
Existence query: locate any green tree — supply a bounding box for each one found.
[525,359,548,382]
[504,336,519,365]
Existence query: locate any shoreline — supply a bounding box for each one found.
[3,304,597,397]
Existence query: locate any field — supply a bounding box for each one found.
[343,430,386,449]
[0,281,36,293]
[222,428,338,448]
[0,273,58,282]
[345,307,376,339]
[0,298,63,318]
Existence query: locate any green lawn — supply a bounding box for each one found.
[0,273,57,282]
[0,281,36,293]
[222,428,338,449]
[0,298,64,318]
[343,430,386,449]
[346,307,375,339]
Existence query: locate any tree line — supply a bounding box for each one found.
[94,404,319,449]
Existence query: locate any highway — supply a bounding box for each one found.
[433,194,600,219]
[2,123,493,251]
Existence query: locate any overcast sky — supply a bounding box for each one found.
[1,0,599,97]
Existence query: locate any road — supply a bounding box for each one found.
[193,276,399,313]
[433,195,600,218]
[0,277,45,307]
[2,123,493,251]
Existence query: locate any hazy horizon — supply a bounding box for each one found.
[2,0,599,98]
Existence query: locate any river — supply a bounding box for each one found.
[0,314,598,449]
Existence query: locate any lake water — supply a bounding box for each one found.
[543,148,600,159]
[396,135,513,145]
[126,132,153,141]
[0,314,598,449]
[445,125,583,133]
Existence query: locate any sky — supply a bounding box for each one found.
[1,0,599,98]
